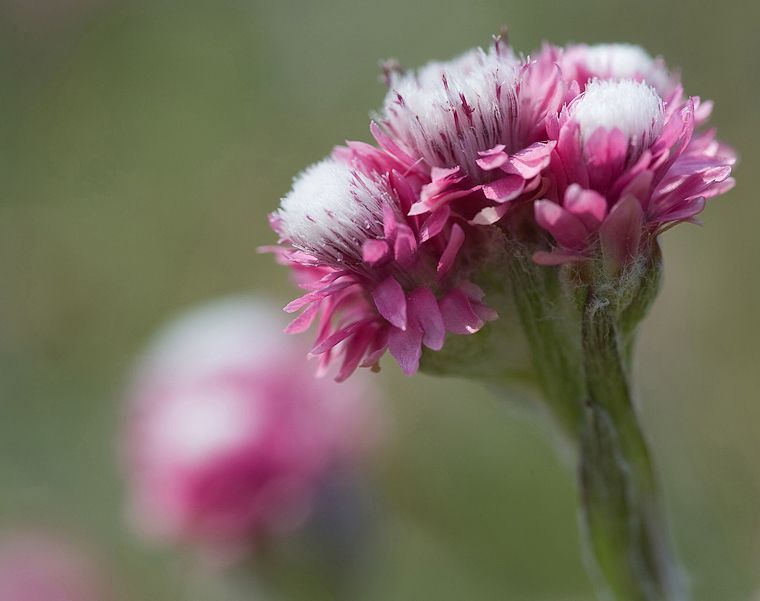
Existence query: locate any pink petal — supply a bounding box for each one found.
[408,287,445,351]
[585,128,627,169]
[284,280,354,313]
[471,301,498,323]
[476,145,509,170]
[702,177,735,199]
[362,239,390,266]
[437,223,465,277]
[563,184,607,230]
[419,206,451,242]
[599,195,644,275]
[458,281,486,302]
[430,165,463,182]
[417,168,466,208]
[619,169,654,208]
[335,327,373,382]
[284,302,320,334]
[512,140,556,164]
[388,325,423,375]
[655,196,706,224]
[389,169,418,214]
[417,167,463,199]
[311,319,369,355]
[440,289,484,335]
[503,141,555,178]
[393,222,417,267]
[482,175,525,202]
[534,200,589,250]
[408,201,430,216]
[361,326,390,368]
[412,167,476,215]
[470,203,511,225]
[586,128,628,191]
[556,120,589,188]
[372,276,407,330]
[382,204,397,240]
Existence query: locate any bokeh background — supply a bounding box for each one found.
[1,0,757,599]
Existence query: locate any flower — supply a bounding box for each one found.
[270,150,496,378]
[533,78,736,270]
[555,42,676,96]
[0,533,104,601]
[374,39,563,223]
[267,33,736,379]
[123,297,375,553]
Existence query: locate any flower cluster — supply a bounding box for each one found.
[268,36,735,379]
[123,297,375,553]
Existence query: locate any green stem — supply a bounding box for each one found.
[618,243,663,369]
[426,234,683,599]
[579,295,687,601]
[507,243,585,438]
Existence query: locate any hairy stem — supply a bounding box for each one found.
[507,243,585,438]
[579,295,687,601]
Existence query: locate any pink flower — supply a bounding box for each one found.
[267,33,736,380]
[534,78,736,270]
[0,534,104,601]
[269,150,496,378]
[123,297,375,553]
[374,40,562,224]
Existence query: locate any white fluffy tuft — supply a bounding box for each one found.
[572,79,664,146]
[381,48,520,180]
[582,43,670,92]
[276,158,391,264]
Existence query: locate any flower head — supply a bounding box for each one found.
[374,41,562,221]
[534,78,735,270]
[379,46,521,181]
[123,297,375,552]
[271,150,497,378]
[557,43,675,96]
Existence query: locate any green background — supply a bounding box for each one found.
[0,0,757,599]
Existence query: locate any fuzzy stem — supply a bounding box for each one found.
[507,243,585,438]
[579,294,687,601]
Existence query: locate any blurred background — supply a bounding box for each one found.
[0,0,757,599]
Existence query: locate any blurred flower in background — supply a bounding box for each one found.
[0,531,106,601]
[121,296,382,571]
